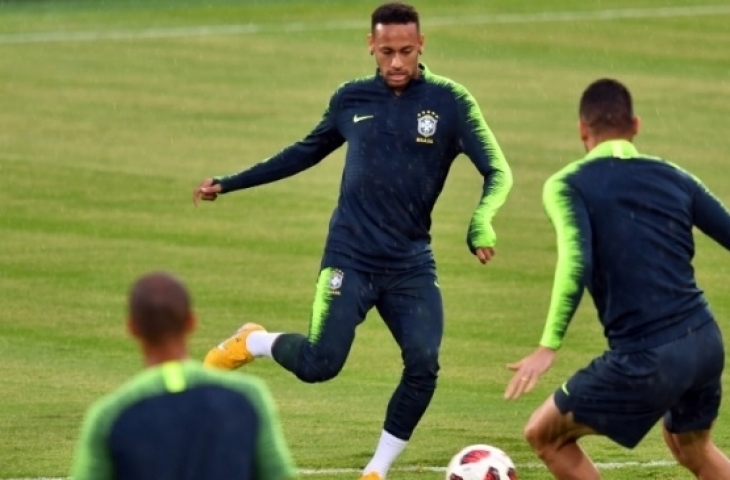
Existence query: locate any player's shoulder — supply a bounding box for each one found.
[325,74,377,110]
[637,154,696,177]
[186,362,271,398]
[605,149,699,187]
[545,157,590,186]
[546,149,699,193]
[79,367,164,431]
[332,74,377,96]
[422,66,475,100]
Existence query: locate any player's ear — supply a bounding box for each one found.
[127,317,140,339]
[184,313,197,334]
[418,33,425,54]
[578,119,592,152]
[631,116,641,137]
[578,119,589,142]
[367,32,374,55]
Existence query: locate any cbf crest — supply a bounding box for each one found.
[328,269,344,295]
[416,110,439,144]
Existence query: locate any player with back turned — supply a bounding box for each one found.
[193,2,513,479]
[70,272,297,480]
[505,78,730,480]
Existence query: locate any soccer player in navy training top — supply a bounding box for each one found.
[193,2,512,479]
[504,79,730,479]
[71,272,297,480]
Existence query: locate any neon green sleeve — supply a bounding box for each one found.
[248,379,298,480]
[539,173,592,350]
[70,402,114,480]
[454,88,513,253]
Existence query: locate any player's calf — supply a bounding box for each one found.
[662,426,730,479]
[523,396,600,480]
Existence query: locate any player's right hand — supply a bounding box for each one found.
[475,247,495,264]
[193,178,222,206]
[504,346,557,400]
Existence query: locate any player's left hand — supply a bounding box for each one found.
[475,247,495,264]
[193,178,222,206]
[504,346,557,400]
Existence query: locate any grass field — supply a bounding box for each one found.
[1,1,730,479]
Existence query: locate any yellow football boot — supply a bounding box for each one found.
[203,323,265,370]
[358,473,382,480]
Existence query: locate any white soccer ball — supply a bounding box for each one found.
[445,444,518,480]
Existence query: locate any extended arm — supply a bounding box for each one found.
[455,88,513,254]
[504,174,592,400]
[213,94,346,194]
[538,174,593,350]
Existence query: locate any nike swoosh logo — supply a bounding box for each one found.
[353,114,374,123]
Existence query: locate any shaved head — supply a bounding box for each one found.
[579,78,635,135]
[128,272,192,343]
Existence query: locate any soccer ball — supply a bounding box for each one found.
[445,444,518,480]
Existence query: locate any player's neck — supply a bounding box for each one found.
[141,340,189,367]
[585,133,634,151]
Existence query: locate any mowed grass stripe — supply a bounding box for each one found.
[0,5,729,44]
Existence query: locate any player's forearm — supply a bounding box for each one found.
[538,269,586,350]
[457,90,514,247]
[463,124,513,251]
[466,163,513,250]
[214,145,323,193]
[539,177,592,349]
[539,311,571,350]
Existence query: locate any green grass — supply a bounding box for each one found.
[1,1,730,479]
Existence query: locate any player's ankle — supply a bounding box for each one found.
[246,331,281,358]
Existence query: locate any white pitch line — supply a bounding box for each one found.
[298,459,678,473]
[2,459,678,479]
[1,5,729,45]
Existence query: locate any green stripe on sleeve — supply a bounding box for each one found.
[423,69,513,252]
[466,115,512,248]
[308,268,338,344]
[539,172,589,350]
[70,401,114,480]
[247,377,298,480]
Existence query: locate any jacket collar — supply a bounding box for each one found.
[584,139,640,160]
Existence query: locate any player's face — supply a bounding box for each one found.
[368,22,424,92]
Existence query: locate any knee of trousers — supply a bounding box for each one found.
[293,347,346,384]
[402,348,440,382]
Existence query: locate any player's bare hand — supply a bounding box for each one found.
[504,346,557,400]
[475,247,495,264]
[193,178,222,207]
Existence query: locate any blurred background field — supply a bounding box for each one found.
[1,1,729,479]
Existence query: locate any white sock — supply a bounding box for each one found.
[362,430,408,478]
[246,331,282,358]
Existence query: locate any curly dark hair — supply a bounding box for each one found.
[371,2,420,32]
